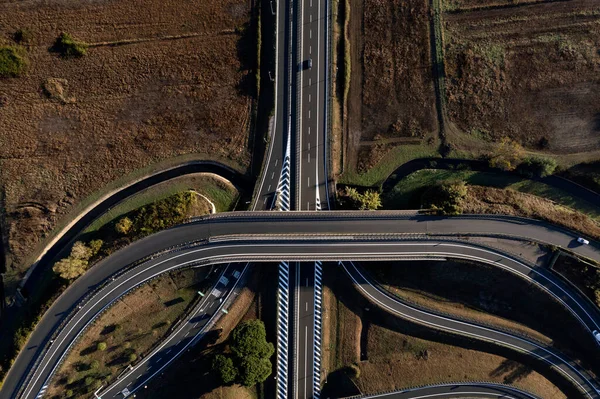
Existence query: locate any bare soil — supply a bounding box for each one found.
[346,0,437,176]
[0,0,255,279]
[444,0,600,153]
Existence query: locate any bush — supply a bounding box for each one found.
[90,360,100,369]
[97,342,107,351]
[14,28,34,44]
[516,156,557,178]
[65,389,74,398]
[84,376,95,386]
[70,241,92,260]
[88,239,103,256]
[422,181,467,215]
[115,217,133,235]
[51,32,88,57]
[212,354,237,384]
[488,137,524,171]
[345,187,382,210]
[0,46,27,78]
[52,257,88,280]
[128,353,137,362]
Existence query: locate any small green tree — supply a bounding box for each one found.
[88,239,103,256]
[52,257,88,280]
[516,156,557,178]
[422,181,468,215]
[97,342,107,351]
[0,46,27,78]
[14,28,33,44]
[51,32,87,57]
[84,376,95,386]
[212,354,238,384]
[115,217,133,235]
[128,353,137,362]
[90,360,100,369]
[345,187,381,210]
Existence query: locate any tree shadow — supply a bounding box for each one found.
[489,359,533,383]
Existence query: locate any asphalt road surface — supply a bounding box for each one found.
[5,212,600,399]
[359,383,542,399]
[96,263,247,399]
[343,260,600,398]
[293,263,316,399]
[253,0,291,211]
[296,0,328,211]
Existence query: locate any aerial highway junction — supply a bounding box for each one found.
[3,212,600,399]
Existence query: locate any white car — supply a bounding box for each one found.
[577,237,590,245]
[593,330,600,345]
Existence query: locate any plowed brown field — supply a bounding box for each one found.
[444,0,600,152]
[347,0,437,175]
[0,0,255,280]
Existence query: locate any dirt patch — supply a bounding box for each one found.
[0,0,255,280]
[444,0,600,153]
[344,0,437,177]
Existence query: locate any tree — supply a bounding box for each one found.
[516,156,557,178]
[115,217,133,235]
[488,137,524,171]
[345,187,381,210]
[70,241,92,260]
[238,356,272,386]
[52,257,88,280]
[212,354,238,384]
[97,342,107,351]
[50,32,88,57]
[88,239,103,256]
[422,181,468,215]
[231,320,274,360]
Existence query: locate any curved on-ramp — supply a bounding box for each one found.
[357,382,543,399]
[3,212,600,399]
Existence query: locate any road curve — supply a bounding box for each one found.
[4,212,600,399]
[342,260,598,398]
[358,382,541,399]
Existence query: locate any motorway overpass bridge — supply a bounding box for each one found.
[3,212,600,399]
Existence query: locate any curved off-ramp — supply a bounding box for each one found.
[3,212,600,399]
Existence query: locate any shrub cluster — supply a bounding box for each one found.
[51,32,88,57]
[52,240,103,280]
[212,320,274,386]
[0,46,27,78]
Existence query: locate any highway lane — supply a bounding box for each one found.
[342,260,600,398]
[296,0,328,211]
[254,0,292,211]
[97,263,247,399]
[359,383,542,399]
[293,263,316,399]
[4,213,600,399]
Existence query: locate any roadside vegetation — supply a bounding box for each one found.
[0,46,28,77]
[136,266,274,399]
[382,169,600,239]
[47,267,221,398]
[0,185,231,388]
[321,271,567,399]
[551,252,600,307]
